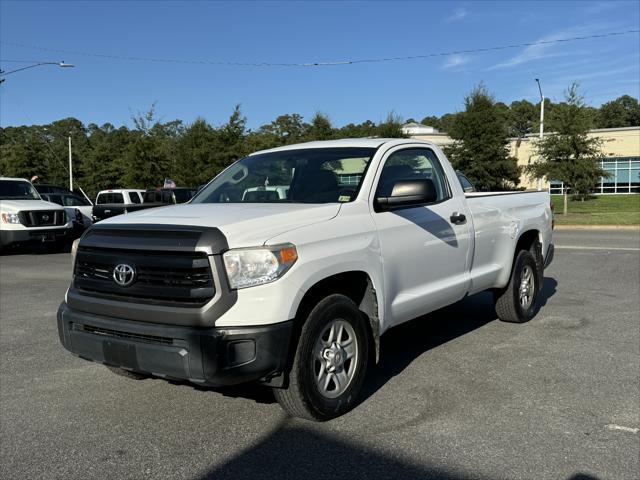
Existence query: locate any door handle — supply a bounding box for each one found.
[450,212,467,225]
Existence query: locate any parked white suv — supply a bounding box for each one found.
[0,177,75,249]
[58,139,554,420]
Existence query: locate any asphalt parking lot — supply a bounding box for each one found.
[1,229,638,480]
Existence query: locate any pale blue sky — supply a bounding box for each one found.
[1,0,639,129]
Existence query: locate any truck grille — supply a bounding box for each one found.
[72,323,174,345]
[74,247,215,307]
[19,210,66,227]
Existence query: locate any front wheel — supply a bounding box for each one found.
[273,294,369,421]
[494,249,540,323]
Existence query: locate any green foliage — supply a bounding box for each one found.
[509,100,537,138]
[596,95,640,128]
[375,112,407,138]
[420,116,441,129]
[0,89,636,199]
[306,113,334,141]
[527,83,607,202]
[444,84,520,190]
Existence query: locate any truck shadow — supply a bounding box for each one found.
[361,277,558,402]
[196,418,477,479]
[183,277,558,406]
[195,416,595,480]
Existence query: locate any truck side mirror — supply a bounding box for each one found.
[375,179,438,212]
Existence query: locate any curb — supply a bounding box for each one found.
[555,224,640,231]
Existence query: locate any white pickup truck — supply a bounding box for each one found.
[58,139,554,420]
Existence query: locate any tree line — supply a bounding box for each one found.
[0,89,637,200]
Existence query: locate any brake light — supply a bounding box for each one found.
[550,201,555,230]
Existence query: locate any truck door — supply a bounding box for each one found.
[371,146,471,326]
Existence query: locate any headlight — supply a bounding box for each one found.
[71,238,80,266]
[1,213,21,224]
[223,244,298,289]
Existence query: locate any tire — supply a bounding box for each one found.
[106,366,149,380]
[494,249,540,323]
[273,294,369,421]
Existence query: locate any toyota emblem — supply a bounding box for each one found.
[42,214,50,221]
[113,263,136,287]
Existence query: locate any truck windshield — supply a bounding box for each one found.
[192,147,376,204]
[0,180,41,200]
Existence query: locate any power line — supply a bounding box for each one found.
[1,30,638,68]
[0,59,53,63]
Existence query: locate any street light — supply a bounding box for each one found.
[535,78,544,191]
[0,61,75,83]
[41,127,74,192]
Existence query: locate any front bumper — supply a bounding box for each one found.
[57,302,293,386]
[1,227,72,247]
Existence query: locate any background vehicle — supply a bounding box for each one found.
[91,189,146,222]
[35,184,94,205]
[142,187,197,204]
[39,192,93,228]
[241,186,289,202]
[92,188,196,222]
[0,177,75,249]
[58,139,554,420]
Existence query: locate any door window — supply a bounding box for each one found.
[376,148,450,202]
[96,193,124,204]
[63,195,89,206]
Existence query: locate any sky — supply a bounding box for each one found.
[1,0,639,129]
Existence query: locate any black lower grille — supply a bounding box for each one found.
[74,247,215,307]
[74,323,174,345]
[20,210,66,227]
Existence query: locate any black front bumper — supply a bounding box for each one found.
[57,302,293,386]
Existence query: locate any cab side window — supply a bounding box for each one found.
[376,148,450,202]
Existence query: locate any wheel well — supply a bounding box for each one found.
[295,271,380,363]
[515,229,540,253]
[514,229,543,289]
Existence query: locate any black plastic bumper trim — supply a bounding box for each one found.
[57,302,293,386]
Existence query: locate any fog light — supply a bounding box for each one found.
[226,340,256,367]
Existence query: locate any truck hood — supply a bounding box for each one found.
[101,203,341,248]
[0,199,64,212]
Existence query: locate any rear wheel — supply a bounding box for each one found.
[494,250,540,323]
[273,294,369,421]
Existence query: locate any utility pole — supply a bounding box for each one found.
[535,78,544,191]
[68,135,73,191]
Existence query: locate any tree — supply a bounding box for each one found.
[420,115,441,130]
[260,114,306,145]
[120,107,173,188]
[597,95,640,128]
[509,100,537,139]
[305,112,334,141]
[527,83,607,213]
[444,84,520,190]
[335,120,377,138]
[438,113,460,133]
[376,112,407,138]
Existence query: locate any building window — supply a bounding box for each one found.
[337,174,362,186]
[550,156,639,194]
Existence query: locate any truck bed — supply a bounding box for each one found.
[465,189,552,295]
